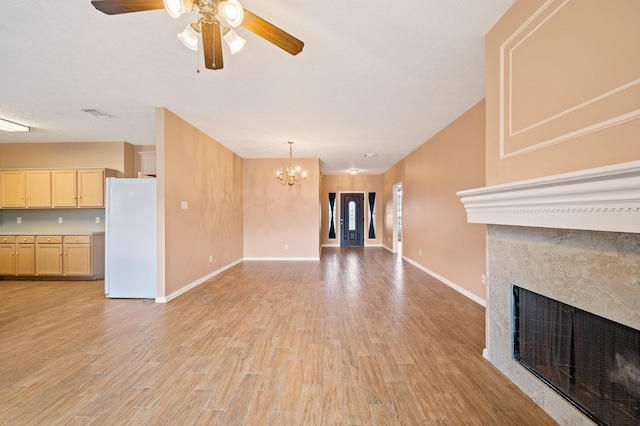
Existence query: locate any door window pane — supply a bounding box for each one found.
[348,200,356,231]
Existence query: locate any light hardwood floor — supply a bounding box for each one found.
[0,247,557,425]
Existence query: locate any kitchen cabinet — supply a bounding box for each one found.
[16,236,36,275]
[63,236,91,276]
[0,170,51,208]
[51,170,77,207]
[0,236,16,275]
[0,236,36,276]
[0,234,104,279]
[51,169,117,208]
[35,236,63,276]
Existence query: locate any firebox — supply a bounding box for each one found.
[512,286,640,426]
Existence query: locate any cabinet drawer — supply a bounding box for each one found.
[0,236,16,244]
[36,236,63,244]
[63,236,91,244]
[16,236,35,244]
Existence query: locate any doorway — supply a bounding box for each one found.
[340,193,365,247]
[392,183,402,256]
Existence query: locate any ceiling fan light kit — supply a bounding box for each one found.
[178,22,201,50]
[219,0,243,27]
[91,0,304,71]
[222,27,245,54]
[163,0,192,18]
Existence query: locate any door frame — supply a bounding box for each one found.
[338,191,367,247]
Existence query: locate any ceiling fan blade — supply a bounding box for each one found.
[202,22,224,70]
[241,10,304,55]
[91,0,165,15]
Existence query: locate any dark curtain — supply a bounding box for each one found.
[368,192,376,238]
[328,192,336,239]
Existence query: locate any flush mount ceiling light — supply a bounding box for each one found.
[0,117,30,132]
[350,169,359,175]
[91,0,304,71]
[276,141,306,187]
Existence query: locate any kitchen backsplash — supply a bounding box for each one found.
[0,209,105,233]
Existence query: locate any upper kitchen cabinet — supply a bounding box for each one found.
[52,169,117,208]
[0,170,51,208]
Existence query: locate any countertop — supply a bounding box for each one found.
[0,231,105,236]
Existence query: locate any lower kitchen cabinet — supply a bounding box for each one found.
[0,237,16,275]
[16,236,35,275]
[63,236,91,276]
[35,236,63,275]
[0,234,104,280]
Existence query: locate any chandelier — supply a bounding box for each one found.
[276,141,306,186]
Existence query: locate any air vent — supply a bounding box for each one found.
[81,108,111,118]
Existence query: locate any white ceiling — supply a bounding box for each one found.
[0,0,514,175]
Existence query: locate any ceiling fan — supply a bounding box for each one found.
[90,0,304,70]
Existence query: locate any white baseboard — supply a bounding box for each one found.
[321,244,340,248]
[243,257,320,261]
[482,348,489,360]
[155,258,243,303]
[402,256,486,307]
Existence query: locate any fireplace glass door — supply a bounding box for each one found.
[513,286,640,426]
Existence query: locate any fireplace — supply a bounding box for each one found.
[458,161,640,425]
[513,286,640,425]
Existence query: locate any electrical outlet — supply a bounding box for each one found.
[181,201,188,210]
[17,217,21,224]
[209,255,213,263]
[481,274,486,284]
[419,249,422,256]
[95,217,100,224]
[58,217,63,224]
[284,244,288,250]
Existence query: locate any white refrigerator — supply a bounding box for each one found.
[105,178,157,299]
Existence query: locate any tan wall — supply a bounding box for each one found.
[486,0,640,185]
[0,142,136,176]
[320,174,383,246]
[158,108,244,298]
[243,158,320,259]
[383,100,487,301]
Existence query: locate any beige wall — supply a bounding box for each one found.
[157,108,244,298]
[320,174,383,246]
[486,0,640,185]
[383,100,487,302]
[243,158,320,259]
[0,142,136,177]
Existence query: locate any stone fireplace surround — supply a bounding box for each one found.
[458,160,640,425]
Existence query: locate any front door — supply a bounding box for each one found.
[340,193,364,247]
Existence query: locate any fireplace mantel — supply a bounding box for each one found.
[457,160,640,234]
